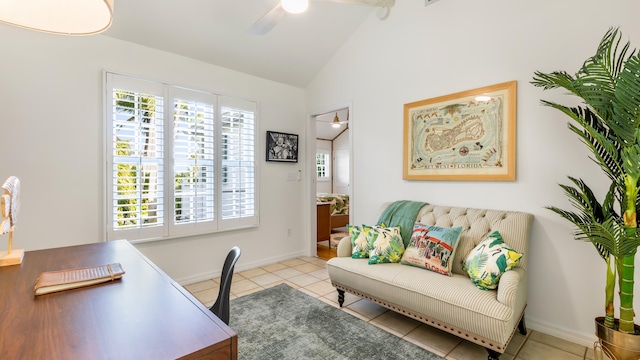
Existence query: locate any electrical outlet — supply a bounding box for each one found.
[286,173,296,181]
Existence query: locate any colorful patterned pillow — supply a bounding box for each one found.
[400,223,462,276]
[367,226,405,264]
[463,231,523,290]
[350,224,375,258]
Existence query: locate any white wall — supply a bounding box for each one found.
[0,25,307,284]
[332,129,350,195]
[306,0,638,346]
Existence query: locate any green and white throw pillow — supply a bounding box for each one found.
[400,223,462,276]
[350,224,374,258]
[463,231,523,290]
[367,226,405,264]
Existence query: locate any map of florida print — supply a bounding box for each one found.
[409,96,505,171]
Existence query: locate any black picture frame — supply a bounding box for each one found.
[266,131,298,163]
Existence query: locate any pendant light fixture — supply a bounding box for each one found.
[332,113,341,128]
[0,0,114,36]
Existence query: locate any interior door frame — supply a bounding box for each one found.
[306,102,353,257]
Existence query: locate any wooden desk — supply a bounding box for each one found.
[0,240,237,360]
[316,202,331,242]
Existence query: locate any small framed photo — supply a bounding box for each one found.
[266,131,298,163]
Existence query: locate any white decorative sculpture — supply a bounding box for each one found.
[0,176,23,266]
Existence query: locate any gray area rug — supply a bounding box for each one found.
[230,284,445,360]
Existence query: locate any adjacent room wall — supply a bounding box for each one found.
[306,0,639,346]
[332,129,350,195]
[0,25,307,284]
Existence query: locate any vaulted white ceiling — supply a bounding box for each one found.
[103,0,379,88]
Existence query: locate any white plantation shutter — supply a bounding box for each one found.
[105,73,258,242]
[106,75,165,241]
[172,91,216,227]
[219,96,257,228]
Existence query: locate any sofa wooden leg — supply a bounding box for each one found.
[518,314,527,335]
[337,289,345,307]
[487,349,500,360]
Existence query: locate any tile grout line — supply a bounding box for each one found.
[510,329,531,359]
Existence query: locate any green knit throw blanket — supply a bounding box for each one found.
[376,200,428,247]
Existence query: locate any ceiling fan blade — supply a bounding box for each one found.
[247,3,286,35]
[315,0,395,7]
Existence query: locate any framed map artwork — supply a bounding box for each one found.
[403,81,517,181]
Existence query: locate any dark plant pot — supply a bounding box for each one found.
[595,317,640,360]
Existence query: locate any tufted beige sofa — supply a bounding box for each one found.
[326,203,534,360]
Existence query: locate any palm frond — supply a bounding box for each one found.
[531,71,577,92]
[568,121,622,183]
[538,101,621,179]
[562,177,606,221]
[546,177,612,259]
[573,213,640,259]
[581,28,639,144]
[623,146,640,181]
[573,28,625,121]
[613,53,640,147]
[549,177,640,258]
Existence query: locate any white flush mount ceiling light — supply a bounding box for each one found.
[0,0,114,36]
[281,0,309,14]
[249,0,394,35]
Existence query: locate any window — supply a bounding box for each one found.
[220,103,256,221]
[316,151,330,182]
[105,73,258,242]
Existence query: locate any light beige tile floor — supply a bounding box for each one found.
[185,256,600,360]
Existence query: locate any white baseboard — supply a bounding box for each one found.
[526,317,597,348]
[175,249,306,286]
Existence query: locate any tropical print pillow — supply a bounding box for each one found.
[367,226,405,264]
[350,224,374,258]
[463,231,523,290]
[400,223,462,276]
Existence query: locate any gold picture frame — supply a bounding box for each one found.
[403,81,517,181]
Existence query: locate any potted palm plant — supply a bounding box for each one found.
[531,27,640,359]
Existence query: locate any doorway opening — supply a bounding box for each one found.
[313,107,351,260]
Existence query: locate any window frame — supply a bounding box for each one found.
[104,72,259,243]
[316,150,331,182]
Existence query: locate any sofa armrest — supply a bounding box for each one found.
[337,236,351,257]
[497,267,527,308]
